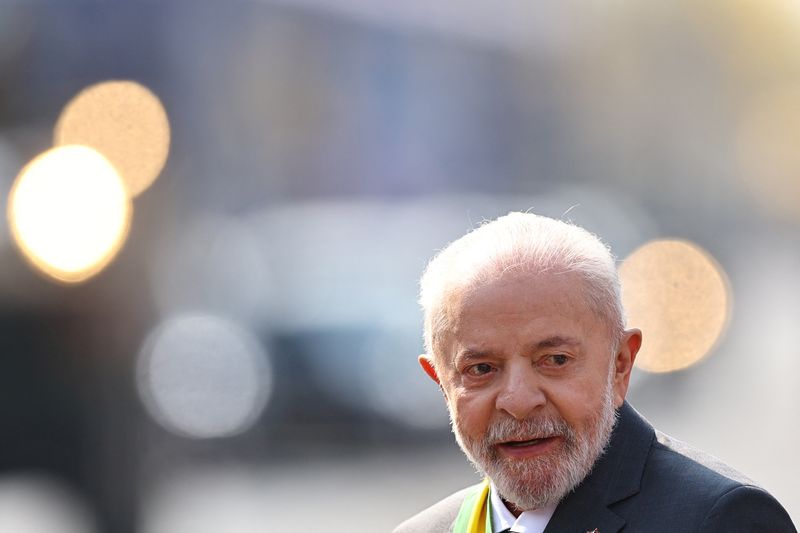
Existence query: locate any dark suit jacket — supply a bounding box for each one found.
[394,402,796,532]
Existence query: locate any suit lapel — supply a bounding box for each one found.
[542,491,625,533]
[542,402,655,533]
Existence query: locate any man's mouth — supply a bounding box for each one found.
[495,436,560,457]
[504,437,551,447]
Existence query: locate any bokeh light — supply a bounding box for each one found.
[0,474,97,533]
[54,80,170,197]
[737,85,800,219]
[7,145,132,283]
[136,314,272,439]
[620,239,731,373]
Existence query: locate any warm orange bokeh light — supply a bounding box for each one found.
[620,239,731,373]
[54,80,170,197]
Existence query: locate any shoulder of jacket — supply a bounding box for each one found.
[651,430,756,489]
[699,484,797,531]
[393,484,481,533]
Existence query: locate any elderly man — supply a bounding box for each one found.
[394,213,795,533]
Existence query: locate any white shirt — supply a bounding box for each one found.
[490,484,557,533]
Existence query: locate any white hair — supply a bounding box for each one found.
[419,212,625,361]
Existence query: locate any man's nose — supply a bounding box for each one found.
[495,364,546,420]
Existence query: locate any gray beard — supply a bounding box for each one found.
[450,370,618,511]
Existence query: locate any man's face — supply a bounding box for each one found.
[421,272,639,512]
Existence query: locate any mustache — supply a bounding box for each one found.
[484,415,574,445]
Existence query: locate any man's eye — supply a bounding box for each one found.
[466,363,494,376]
[545,354,569,366]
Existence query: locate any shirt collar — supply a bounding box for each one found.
[489,483,557,533]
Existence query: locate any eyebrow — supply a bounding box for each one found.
[533,336,581,350]
[455,349,492,363]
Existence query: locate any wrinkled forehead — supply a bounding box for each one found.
[433,270,615,359]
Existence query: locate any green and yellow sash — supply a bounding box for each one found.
[453,479,493,533]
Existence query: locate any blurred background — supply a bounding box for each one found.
[0,0,799,531]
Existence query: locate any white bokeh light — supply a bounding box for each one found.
[7,145,131,283]
[137,314,272,439]
[0,474,97,533]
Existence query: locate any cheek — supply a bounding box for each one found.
[546,377,605,428]
[452,391,495,438]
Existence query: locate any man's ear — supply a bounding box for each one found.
[418,354,440,385]
[613,328,642,407]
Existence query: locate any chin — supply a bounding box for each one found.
[489,454,587,511]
